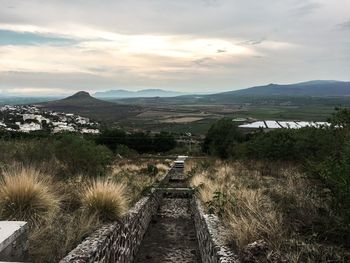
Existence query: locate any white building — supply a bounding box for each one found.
[22,114,36,121]
[53,124,76,133]
[19,123,42,133]
[76,117,89,125]
[81,128,100,134]
[23,114,50,124]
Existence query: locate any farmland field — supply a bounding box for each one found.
[114,102,342,135]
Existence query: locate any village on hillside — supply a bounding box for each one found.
[0,105,100,134]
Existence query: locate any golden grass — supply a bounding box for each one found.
[190,160,348,262]
[29,211,100,263]
[155,163,169,173]
[0,166,59,225]
[110,159,169,203]
[81,179,128,221]
[226,189,283,249]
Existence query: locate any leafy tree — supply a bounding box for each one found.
[330,107,350,128]
[55,134,112,177]
[96,129,126,152]
[203,118,244,158]
[97,129,177,153]
[153,132,177,152]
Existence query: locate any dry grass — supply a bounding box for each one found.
[29,211,100,263]
[110,159,169,202]
[0,166,59,226]
[226,189,283,249]
[81,179,129,221]
[0,158,168,261]
[191,160,349,262]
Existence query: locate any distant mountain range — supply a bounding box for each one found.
[94,89,187,98]
[38,91,141,120]
[214,80,350,97]
[112,80,350,106]
[30,80,350,122]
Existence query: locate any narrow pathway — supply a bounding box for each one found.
[134,162,201,263]
[134,198,200,263]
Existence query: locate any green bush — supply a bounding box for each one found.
[204,110,350,224]
[202,118,244,158]
[318,143,350,223]
[96,129,126,152]
[147,164,158,176]
[97,129,177,153]
[55,134,112,177]
[241,128,342,162]
[0,139,56,167]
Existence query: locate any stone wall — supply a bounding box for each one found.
[191,197,239,263]
[60,190,162,263]
[0,221,29,262]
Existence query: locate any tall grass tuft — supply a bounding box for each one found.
[29,211,100,263]
[81,179,128,221]
[190,160,349,262]
[0,166,59,225]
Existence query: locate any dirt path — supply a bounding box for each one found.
[134,198,200,263]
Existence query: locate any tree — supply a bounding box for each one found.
[330,107,350,128]
[203,118,244,158]
[96,129,126,152]
[153,132,177,152]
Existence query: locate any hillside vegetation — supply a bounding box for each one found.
[0,133,171,262]
[195,108,350,262]
[190,160,349,262]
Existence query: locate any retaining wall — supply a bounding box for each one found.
[191,197,239,263]
[60,190,162,263]
[0,221,29,262]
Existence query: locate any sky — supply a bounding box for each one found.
[0,0,349,96]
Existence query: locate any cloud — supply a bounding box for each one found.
[0,0,349,94]
[290,2,321,16]
[337,20,350,30]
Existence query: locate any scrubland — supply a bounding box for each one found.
[0,135,170,262]
[189,160,350,262]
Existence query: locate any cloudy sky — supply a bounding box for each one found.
[0,0,349,95]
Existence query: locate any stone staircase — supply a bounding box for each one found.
[134,155,201,262]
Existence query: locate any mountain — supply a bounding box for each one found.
[38,91,142,121]
[94,89,187,98]
[215,80,350,97]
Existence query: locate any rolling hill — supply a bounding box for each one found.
[38,91,142,121]
[215,80,350,97]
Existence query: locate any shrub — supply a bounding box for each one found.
[189,161,349,261]
[318,142,350,223]
[152,132,177,152]
[97,129,177,153]
[0,139,56,167]
[96,129,126,152]
[0,166,59,225]
[111,160,167,203]
[147,164,158,176]
[81,179,128,221]
[55,134,112,177]
[202,118,244,158]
